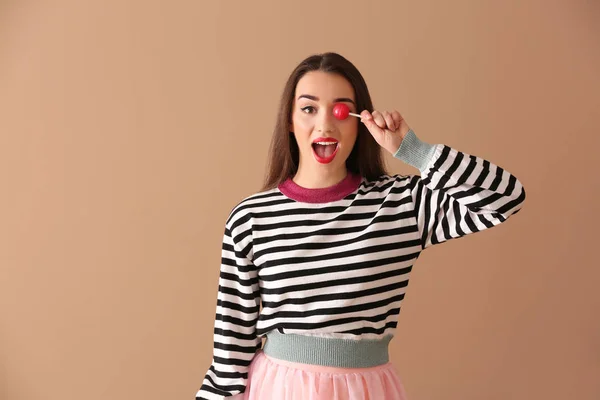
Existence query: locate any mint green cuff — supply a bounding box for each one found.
[393,129,437,172]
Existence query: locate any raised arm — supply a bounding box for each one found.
[396,129,526,249]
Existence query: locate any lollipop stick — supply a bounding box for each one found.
[349,112,361,118]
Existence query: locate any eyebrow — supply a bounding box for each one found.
[297,94,356,106]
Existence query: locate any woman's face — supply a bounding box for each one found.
[290,71,359,179]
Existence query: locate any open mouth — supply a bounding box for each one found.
[311,139,339,164]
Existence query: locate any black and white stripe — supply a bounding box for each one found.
[196,143,525,399]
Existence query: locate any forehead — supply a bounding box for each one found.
[295,71,355,100]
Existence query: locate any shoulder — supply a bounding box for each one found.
[224,186,287,228]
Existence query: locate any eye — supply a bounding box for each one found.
[300,106,316,114]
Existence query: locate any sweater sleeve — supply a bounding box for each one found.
[196,222,261,400]
[394,129,526,249]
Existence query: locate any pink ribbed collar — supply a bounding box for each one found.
[278,172,363,203]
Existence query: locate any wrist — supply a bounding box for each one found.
[392,129,437,172]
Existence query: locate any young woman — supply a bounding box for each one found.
[196,52,526,400]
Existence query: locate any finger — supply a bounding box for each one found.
[360,110,384,137]
[382,111,396,131]
[362,114,381,134]
[371,111,387,130]
[391,111,403,129]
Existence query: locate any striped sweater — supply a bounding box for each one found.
[196,130,526,399]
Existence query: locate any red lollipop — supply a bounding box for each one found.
[333,103,361,120]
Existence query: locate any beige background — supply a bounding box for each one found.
[1,1,599,399]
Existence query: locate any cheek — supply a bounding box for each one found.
[292,114,313,134]
[340,123,359,148]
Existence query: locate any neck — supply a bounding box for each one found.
[292,166,348,189]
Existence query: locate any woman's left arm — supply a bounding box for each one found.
[361,109,526,249]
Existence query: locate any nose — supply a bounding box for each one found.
[315,107,337,133]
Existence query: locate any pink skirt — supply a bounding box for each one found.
[232,350,408,400]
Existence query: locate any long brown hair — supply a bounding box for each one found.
[261,52,388,191]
